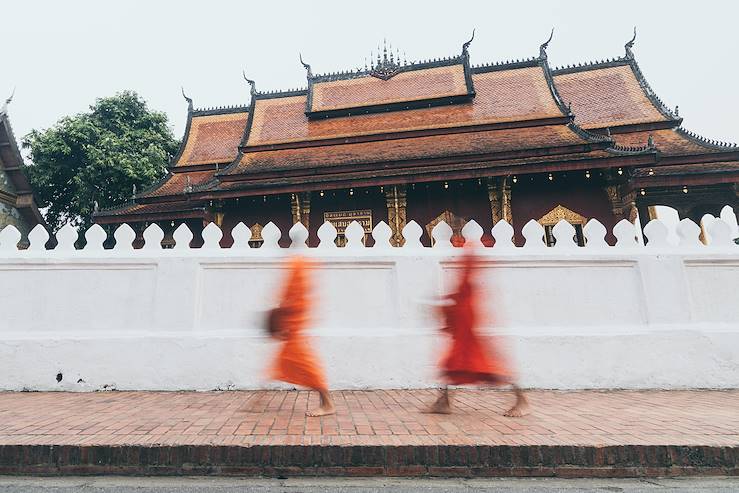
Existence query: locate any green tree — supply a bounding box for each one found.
[23,91,179,230]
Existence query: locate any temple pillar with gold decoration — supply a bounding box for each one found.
[385,184,407,246]
[486,178,502,224]
[486,177,512,225]
[604,184,624,220]
[290,192,311,229]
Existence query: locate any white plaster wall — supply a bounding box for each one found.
[0,217,738,391]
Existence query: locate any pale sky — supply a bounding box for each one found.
[3,0,738,149]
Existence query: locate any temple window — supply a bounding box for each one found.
[425,210,467,246]
[538,205,588,247]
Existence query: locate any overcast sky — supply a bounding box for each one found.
[3,0,738,148]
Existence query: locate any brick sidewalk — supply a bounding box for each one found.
[0,390,737,476]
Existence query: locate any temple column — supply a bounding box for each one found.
[604,184,625,220]
[622,190,638,224]
[486,178,503,224]
[501,176,513,224]
[214,212,225,228]
[385,184,407,246]
[290,192,311,229]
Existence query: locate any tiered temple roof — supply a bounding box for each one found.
[95,32,738,223]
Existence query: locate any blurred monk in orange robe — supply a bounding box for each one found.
[429,247,529,417]
[268,256,335,417]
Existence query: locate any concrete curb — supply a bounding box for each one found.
[0,444,737,477]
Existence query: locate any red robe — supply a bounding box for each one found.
[439,250,512,385]
[270,256,328,391]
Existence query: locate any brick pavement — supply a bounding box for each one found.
[0,390,737,476]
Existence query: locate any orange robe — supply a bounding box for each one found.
[270,256,328,391]
[439,250,511,385]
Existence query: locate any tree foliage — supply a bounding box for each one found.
[24,91,179,230]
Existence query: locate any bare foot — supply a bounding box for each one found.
[306,404,335,417]
[503,389,530,417]
[426,394,452,414]
[503,403,529,417]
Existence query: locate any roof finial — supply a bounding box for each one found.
[242,69,256,97]
[462,29,475,58]
[299,53,312,78]
[93,201,99,213]
[184,175,193,193]
[132,184,137,199]
[625,27,637,58]
[674,105,679,117]
[1,87,15,115]
[369,39,402,80]
[539,28,554,59]
[647,134,654,148]
[180,87,193,111]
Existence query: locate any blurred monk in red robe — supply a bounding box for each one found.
[267,256,335,416]
[429,247,529,417]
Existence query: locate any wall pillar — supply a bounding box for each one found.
[385,185,407,246]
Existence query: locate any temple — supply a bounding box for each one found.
[0,92,46,242]
[94,31,739,247]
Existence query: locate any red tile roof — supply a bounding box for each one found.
[139,170,216,198]
[615,129,732,155]
[211,149,618,192]
[309,64,469,113]
[247,67,565,147]
[174,111,248,167]
[233,125,593,174]
[94,201,207,222]
[553,64,670,129]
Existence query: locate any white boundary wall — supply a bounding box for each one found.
[0,209,738,391]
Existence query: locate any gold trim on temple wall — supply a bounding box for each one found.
[250,223,264,241]
[385,185,407,246]
[604,184,630,219]
[425,210,467,246]
[290,193,301,225]
[501,176,512,224]
[538,204,587,226]
[214,211,225,227]
[290,192,311,229]
[486,178,502,224]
